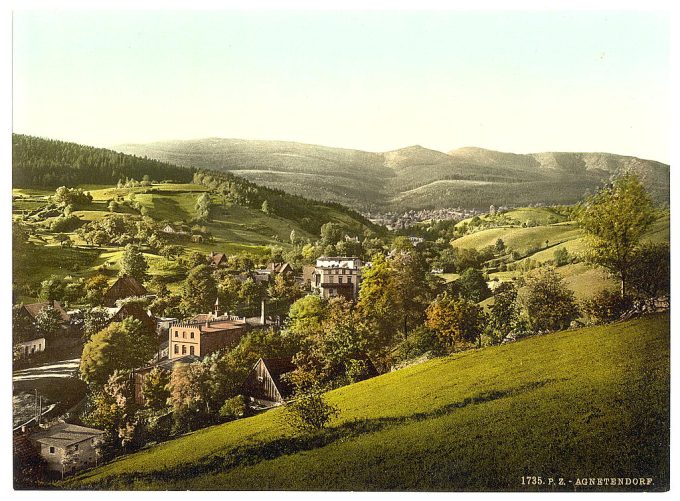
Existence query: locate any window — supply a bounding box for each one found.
[338,277,343,284]
[190,332,194,339]
[182,331,186,339]
[190,346,195,355]
[174,344,179,354]
[182,345,187,355]
[347,277,352,284]
[174,331,178,337]
[49,446,55,454]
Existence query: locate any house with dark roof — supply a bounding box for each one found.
[242,357,296,407]
[208,251,228,268]
[268,262,293,275]
[109,302,157,335]
[29,423,104,477]
[15,301,71,357]
[102,276,148,307]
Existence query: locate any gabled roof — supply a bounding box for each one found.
[268,262,293,274]
[21,300,70,322]
[261,358,296,399]
[30,423,104,448]
[208,252,227,266]
[111,302,156,332]
[103,276,148,306]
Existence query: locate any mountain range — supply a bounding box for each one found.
[117,138,670,212]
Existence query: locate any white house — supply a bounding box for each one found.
[312,256,364,301]
[30,423,104,476]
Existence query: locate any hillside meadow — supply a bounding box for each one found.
[63,314,669,491]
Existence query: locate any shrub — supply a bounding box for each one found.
[520,268,579,333]
[582,289,633,324]
[219,395,248,422]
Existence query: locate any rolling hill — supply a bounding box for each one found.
[63,313,670,491]
[116,138,670,211]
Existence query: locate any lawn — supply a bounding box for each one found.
[64,314,669,491]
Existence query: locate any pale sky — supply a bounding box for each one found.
[12,10,670,162]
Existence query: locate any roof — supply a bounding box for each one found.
[21,300,70,322]
[268,262,293,274]
[30,423,104,448]
[208,252,227,266]
[103,276,148,306]
[111,302,156,331]
[261,358,296,398]
[138,354,199,373]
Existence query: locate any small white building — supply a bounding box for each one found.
[312,256,364,301]
[15,337,46,358]
[30,423,104,476]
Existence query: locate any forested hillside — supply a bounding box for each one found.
[117,138,670,211]
[12,134,195,187]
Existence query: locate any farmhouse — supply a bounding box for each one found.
[109,302,157,335]
[102,276,148,307]
[242,357,296,407]
[29,423,104,477]
[312,256,364,300]
[15,300,71,357]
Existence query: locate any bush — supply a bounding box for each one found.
[582,289,633,324]
[393,324,445,361]
[520,268,579,333]
[285,389,339,433]
[219,395,248,422]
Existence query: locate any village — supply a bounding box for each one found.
[13,251,374,479]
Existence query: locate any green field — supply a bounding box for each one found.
[64,314,669,491]
[13,182,369,301]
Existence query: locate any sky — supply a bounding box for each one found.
[12,9,671,162]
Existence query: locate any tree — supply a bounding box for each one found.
[426,293,486,351]
[35,305,63,340]
[488,282,520,343]
[80,318,156,386]
[141,367,171,411]
[627,243,670,299]
[495,238,506,254]
[195,192,212,221]
[119,244,149,282]
[85,274,109,306]
[82,307,112,341]
[577,174,656,298]
[455,268,491,302]
[520,268,579,332]
[180,264,217,316]
[39,275,66,301]
[60,447,79,479]
[283,371,339,433]
[553,247,570,267]
[12,305,33,345]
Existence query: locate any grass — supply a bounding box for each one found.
[452,223,582,255]
[63,314,669,491]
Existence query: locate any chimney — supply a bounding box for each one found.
[260,299,266,325]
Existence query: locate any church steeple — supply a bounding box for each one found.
[213,297,222,318]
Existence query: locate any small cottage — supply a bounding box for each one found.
[29,423,104,477]
[102,276,148,307]
[242,358,296,408]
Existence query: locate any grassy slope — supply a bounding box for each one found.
[65,314,669,491]
[13,183,348,301]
